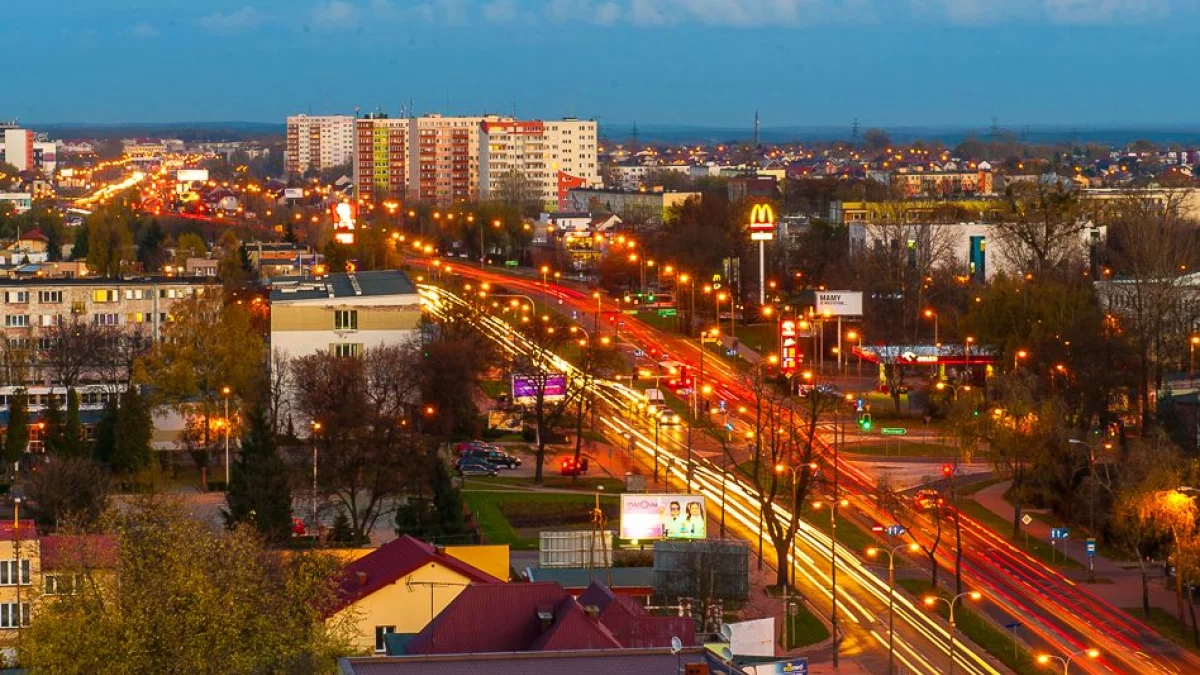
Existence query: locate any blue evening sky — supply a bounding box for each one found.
[6,0,1198,127]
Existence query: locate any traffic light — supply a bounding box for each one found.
[942,463,953,478]
[857,413,872,431]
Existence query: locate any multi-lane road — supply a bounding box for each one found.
[419,256,1200,675]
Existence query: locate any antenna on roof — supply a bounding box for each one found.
[753,111,760,149]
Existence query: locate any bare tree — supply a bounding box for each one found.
[853,220,960,343]
[995,180,1089,276]
[268,348,293,436]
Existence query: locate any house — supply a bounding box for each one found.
[327,535,505,654]
[404,581,695,656]
[338,647,742,675]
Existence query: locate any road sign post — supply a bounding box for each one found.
[1086,537,1096,582]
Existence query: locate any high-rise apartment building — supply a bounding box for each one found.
[408,115,489,204]
[2,129,34,172]
[353,114,408,202]
[479,118,598,209]
[285,115,355,175]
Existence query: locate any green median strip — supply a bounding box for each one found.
[898,579,1042,675]
[765,586,831,649]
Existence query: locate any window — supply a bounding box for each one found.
[91,289,117,303]
[0,560,31,586]
[37,290,62,304]
[0,603,30,628]
[4,291,28,304]
[374,625,396,653]
[45,574,83,596]
[93,313,119,326]
[4,315,28,328]
[331,343,362,358]
[70,301,86,314]
[334,309,358,331]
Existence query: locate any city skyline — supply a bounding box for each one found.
[8,0,1200,126]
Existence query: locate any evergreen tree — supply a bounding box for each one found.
[92,399,118,466]
[395,451,472,544]
[330,512,355,545]
[223,404,293,543]
[63,388,85,458]
[42,392,65,456]
[111,387,152,474]
[4,390,29,465]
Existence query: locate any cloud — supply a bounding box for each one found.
[483,0,519,21]
[1044,0,1171,23]
[198,6,264,34]
[310,0,359,28]
[130,22,160,38]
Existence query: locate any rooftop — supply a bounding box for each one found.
[338,647,734,675]
[269,269,417,303]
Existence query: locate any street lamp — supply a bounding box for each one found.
[1190,336,1199,379]
[1036,648,1100,675]
[222,386,232,487]
[311,421,322,526]
[922,590,982,675]
[1014,348,1028,371]
[812,494,849,668]
[924,308,938,346]
[866,541,921,675]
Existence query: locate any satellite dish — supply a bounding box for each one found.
[670,636,682,654]
[719,623,733,641]
[720,647,734,661]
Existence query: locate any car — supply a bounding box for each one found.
[559,456,589,476]
[457,460,499,477]
[656,411,682,426]
[914,489,944,511]
[456,440,499,454]
[463,448,521,469]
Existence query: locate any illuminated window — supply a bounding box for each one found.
[91,289,117,303]
[334,310,358,331]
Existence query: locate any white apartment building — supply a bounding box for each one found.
[285,115,356,175]
[479,118,598,208]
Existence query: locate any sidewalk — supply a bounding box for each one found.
[972,480,1178,616]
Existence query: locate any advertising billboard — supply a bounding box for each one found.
[330,201,357,245]
[748,203,775,242]
[780,319,799,375]
[512,374,566,404]
[620,494,706,540]
[176,169,209,182]
[815,291,863,317]
[284,187,304,199]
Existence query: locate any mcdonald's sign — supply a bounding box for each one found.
[749,203,775,241]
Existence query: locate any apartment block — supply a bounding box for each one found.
[408,115,488,204]
[479,118,598,209]
[2,129,34,172]
[354,113,408,203]
[285,115,355,175]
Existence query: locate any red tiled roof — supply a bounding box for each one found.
[330,536,501,615]
[407,581,694,655]
[19,229,48,242]
[39,534,119,569]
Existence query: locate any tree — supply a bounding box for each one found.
[135,219,168,271]
[996,181,1089,276]
[42,392,66,457]
[1112,435,1184,618]
[41,316,113,390]
[508,312,580,484]
[84,201,135,277]
[291,343,428,541]
[986,375,1064,538]
[173,232,208,265]
[22,498,353,674]
[63,389,86,459]
[27,457,109,530]
[4,389,29,465]
[418,306,496,438]
[863,128,891,152]
[224,404,293,544]
[395,449,473,544]
[91,399,118,468]
[111,387,152,475]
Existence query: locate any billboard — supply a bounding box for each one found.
[176,169,209,182]
[815,291,863,317]
[780,319,799,375]
[620,494,706,540]
[748,203,775,242]
[330,201,357,245]
[284,187,304,199]
[512,374,566,404]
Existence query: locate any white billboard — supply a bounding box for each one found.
[620,494,706,540]
[284,188,304,199]
[727,618,776,657]
[176,169,209,182]
[815,291,863,317]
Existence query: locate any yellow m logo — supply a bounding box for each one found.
[749,203,775,228]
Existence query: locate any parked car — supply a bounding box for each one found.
[559,456,589,476]
[457,460,499,477]
[463,448,522,469]
[456,440,497,454]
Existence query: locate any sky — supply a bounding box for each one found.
[6,0,1200,129]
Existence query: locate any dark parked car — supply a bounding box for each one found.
[457,460,499,477]
[463,448,521,469]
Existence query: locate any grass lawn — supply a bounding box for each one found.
[635,310,685,334]
[960,476,1005,497]
[844,441,957,458]
[898,579,1042,675]
[765,586,831,648]
[462,489,620,550]
[1122,606,1200,655]
[471,474,626,491]
[958,499,1084,570]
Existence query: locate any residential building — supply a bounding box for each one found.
[286,115,356,175]
[891,166,995,198]
[327,535,504,654]
[268,269,421,361]
[245,242,320,278]
[2,129,34,172]
[565,188,699,226]
[0,193,32,215]
[354,114,409,203]
[829,199,1006,226]
[337,647,740,675]
[403,581,695,656]
[479,119,599,209]
[33,142,57,176]
[408,115,489,204]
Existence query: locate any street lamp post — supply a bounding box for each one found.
[311,421,322,527]
[867,541,921,675]
[922,590,982,675]
[924,309,938,347]
[1191,336,1199,380]
[812,492,849,669]
[222,386,231,487]
[1036,648,1101,675]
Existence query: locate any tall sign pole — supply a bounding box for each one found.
[748,203,775,306]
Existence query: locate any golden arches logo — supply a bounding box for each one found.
[749,203,775,230]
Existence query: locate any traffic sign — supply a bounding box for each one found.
[885,524,906,537]
[1021,514,1033,526]
[881,427,907,436]
[1086,537,1096,555]
[1051,528,1070,540]
[657,309,677,317]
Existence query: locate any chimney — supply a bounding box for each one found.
[583,605,600,620]
[355,572,367,587]
[536,606,554,631]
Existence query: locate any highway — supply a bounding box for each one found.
[417,257,1200,675]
